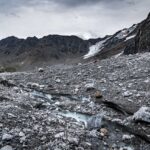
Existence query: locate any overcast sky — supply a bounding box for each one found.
[0,0,150,39]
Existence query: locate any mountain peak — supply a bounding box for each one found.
[124,12,150,54]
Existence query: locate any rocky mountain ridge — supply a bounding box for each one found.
[124,12,150,54]
[0,35,106,69]
[84,12,150,60]
[0,13,150,70]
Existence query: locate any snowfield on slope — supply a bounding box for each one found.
[83,38,109,59]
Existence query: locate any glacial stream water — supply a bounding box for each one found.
[31,90,92,126]
[58,111,91,126]
[30,90,138,149]
[32,90,52,100]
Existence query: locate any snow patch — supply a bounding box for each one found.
[83,38,109,59]
[116,25,137,40]
[116,29,129,39]
[125,35,136,41]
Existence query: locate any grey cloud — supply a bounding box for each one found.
[0,0,135,14]
[0,0,149,39]
[51,0,102,6]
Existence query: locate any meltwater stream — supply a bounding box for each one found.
[58,111,91,127]
[31,91,91,125]
[31,90,52,100]
[31,90,104,128]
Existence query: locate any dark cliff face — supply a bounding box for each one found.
[124,13,150,54]
[39,35,89,54]
[0,35,87,56]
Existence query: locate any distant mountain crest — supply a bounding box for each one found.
[0,12,149,69]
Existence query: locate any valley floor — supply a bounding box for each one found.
[0,53,150,150]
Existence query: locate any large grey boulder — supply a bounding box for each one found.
[132,106,150,123]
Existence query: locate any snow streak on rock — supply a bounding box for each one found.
[115,25,137,40]
[125,34,136,41]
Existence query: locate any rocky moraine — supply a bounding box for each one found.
[0,53,150,150]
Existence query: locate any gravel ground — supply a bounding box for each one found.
[0,53,150,150]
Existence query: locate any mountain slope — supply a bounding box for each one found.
[124,13,150,54]
[84,13,150,59]
[83,24,137,60]
[0,12,149,70]
[0,35,99,67]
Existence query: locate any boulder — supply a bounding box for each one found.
[94,91,103,99]
[2,133,13,141]
[0,145,13,150]
[132,106,150,123]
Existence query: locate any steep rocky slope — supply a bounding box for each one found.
[124,13,150,54]
[84,13,150,59]
[90,24,137,60]
[0,52,150,150]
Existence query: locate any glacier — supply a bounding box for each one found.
[83,38,109,59]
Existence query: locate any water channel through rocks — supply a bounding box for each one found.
[31,90,150,145]
[31,90,92,126]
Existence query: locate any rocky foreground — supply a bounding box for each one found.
[0,53,150,150]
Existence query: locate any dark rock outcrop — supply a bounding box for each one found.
[124,13,150,54]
